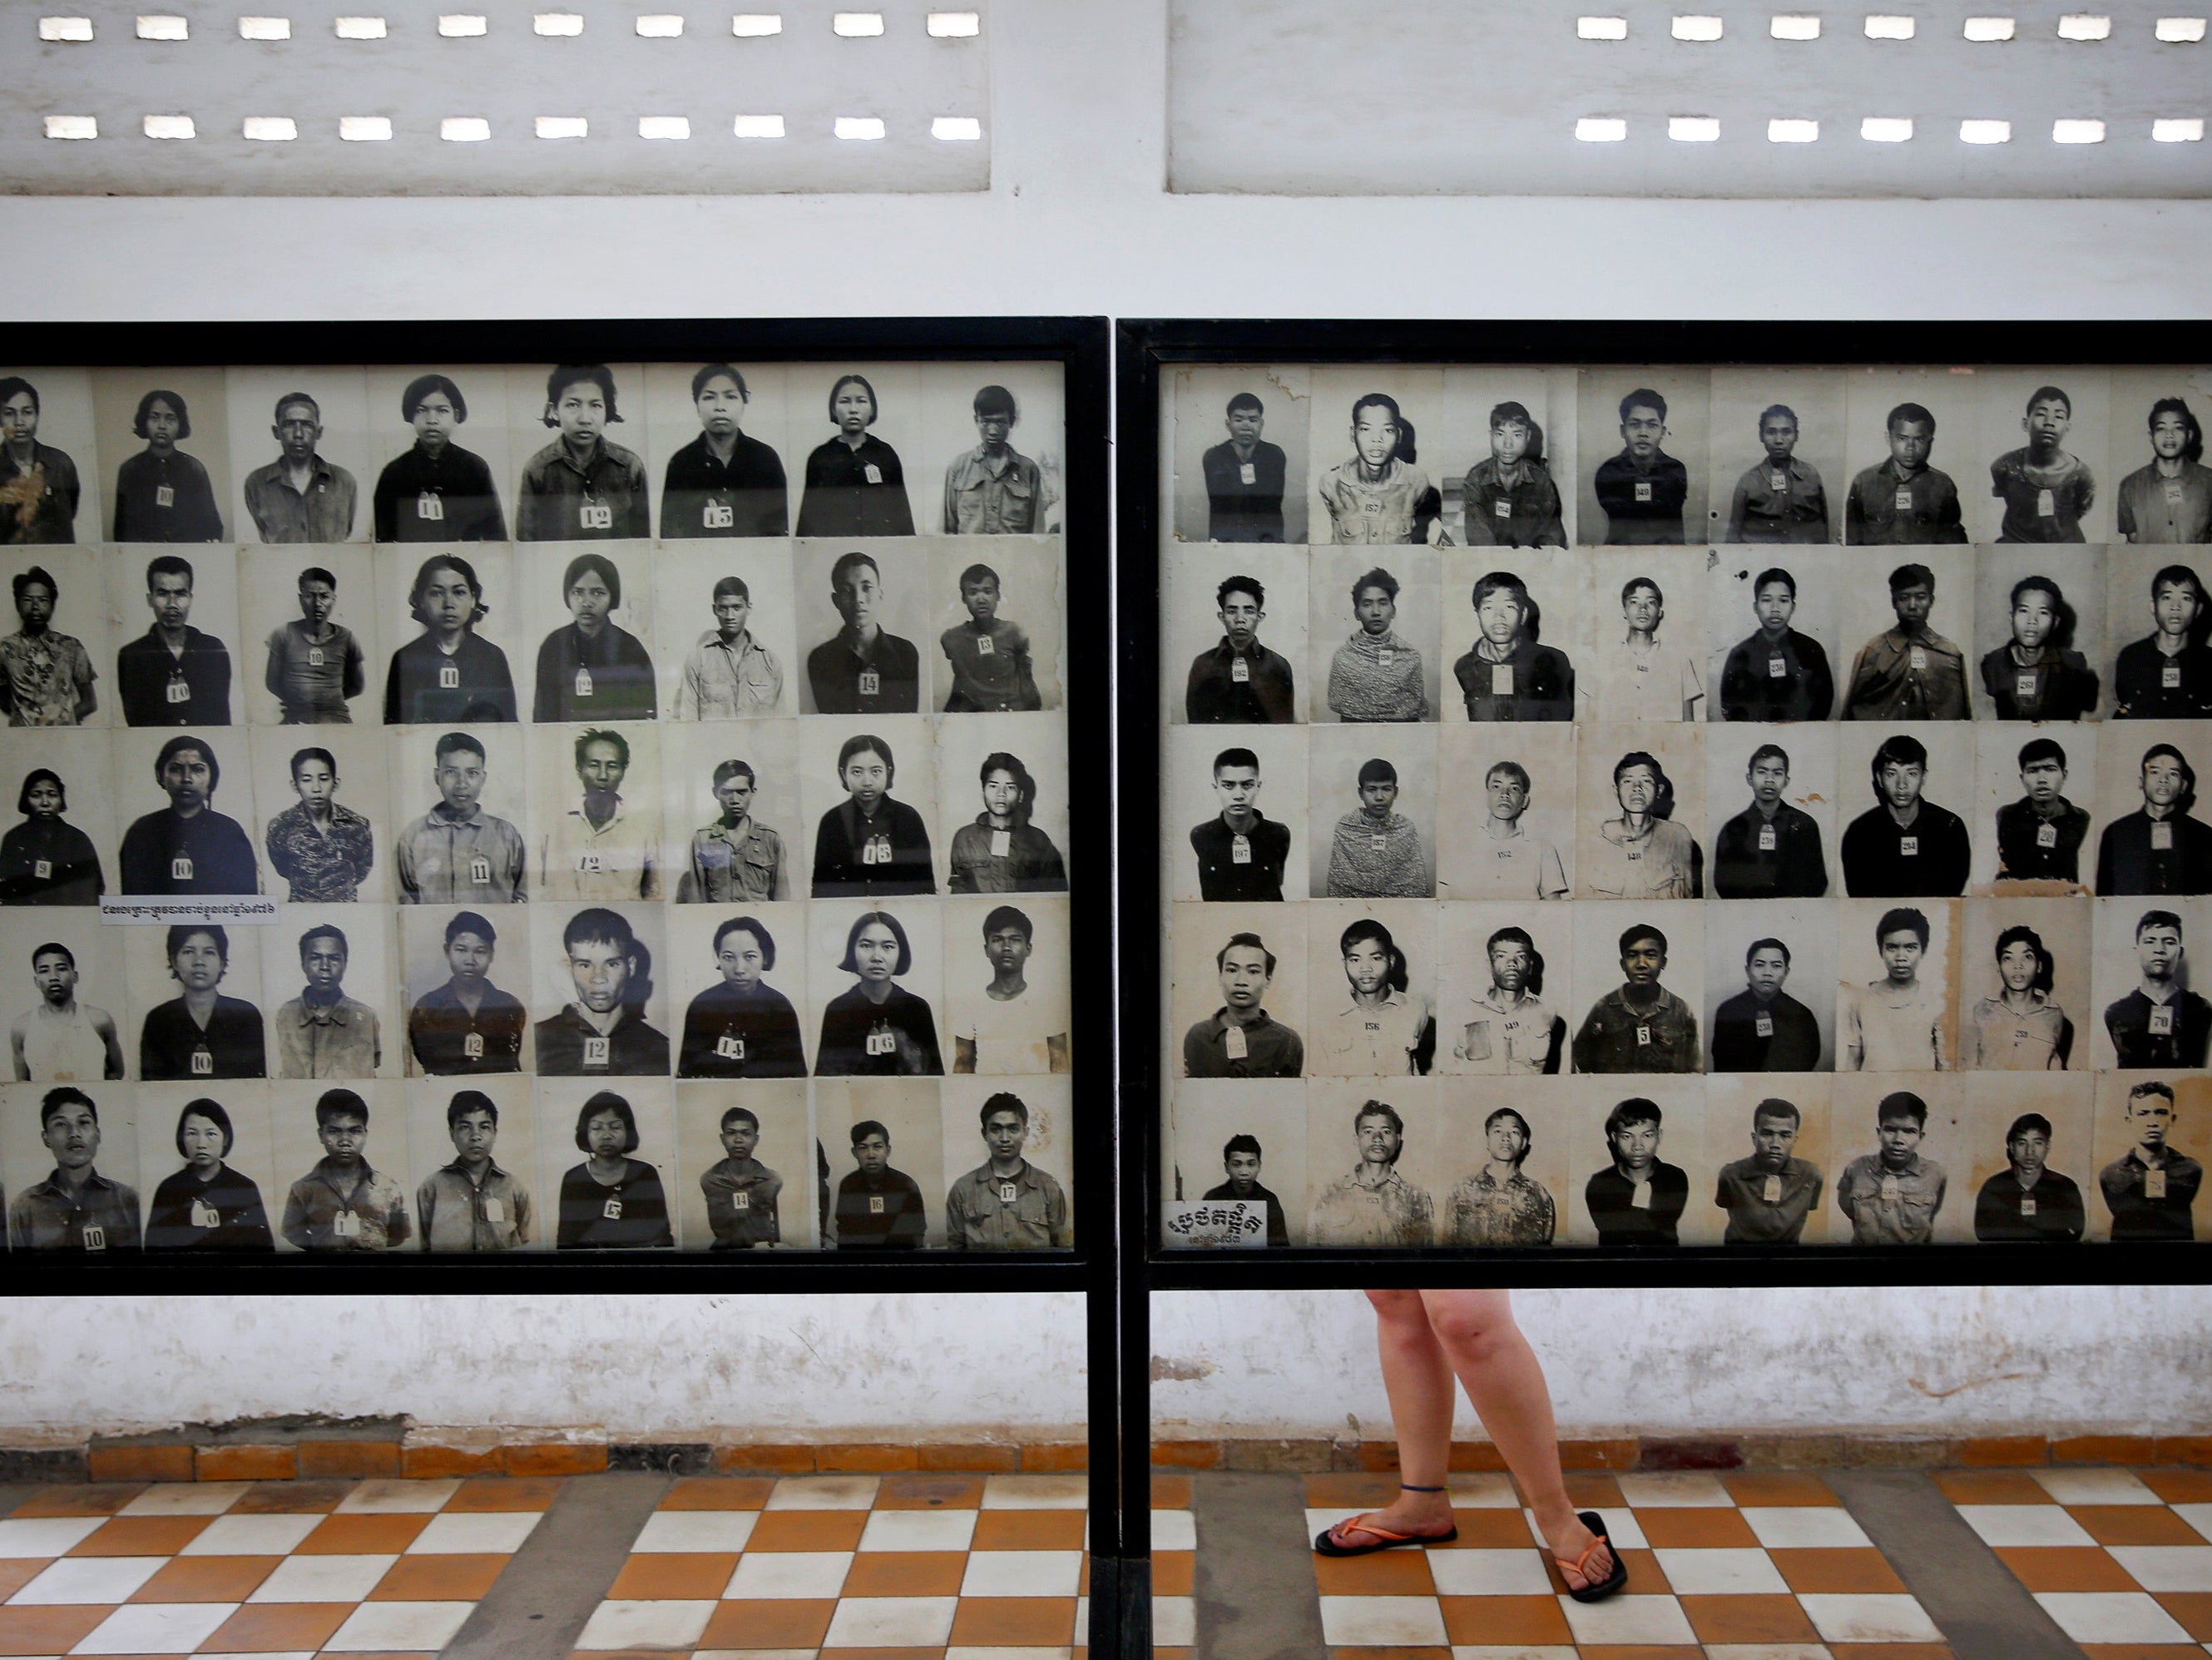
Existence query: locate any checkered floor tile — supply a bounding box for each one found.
[0,1474,557,1659]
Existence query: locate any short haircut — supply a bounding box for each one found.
[272,390,320,424]
[298,924,348,959]
[41,1085,96,1127]
[959,562,1002,592]
[1611,751,1674,819]
[448,1090,498,1129]
[827,373,878,424]
[829,549,880,590]
[12,566,56,603]
[1619,924,1668,958]
[543,364,621,424]
[1748,742,1790,771]
[2017,736,2066,771]
[16,768,65,815]
[841,909,913,976]
[982,904,1033,941]
[445,909,496,947]
[1876,1090,1927,1127]
[176,1098,232,1155]
[712,914,774,966]
[1353,1098,1404,1141]
[981,1091,1028,1128]
[1871,733,1929,783]
[1605,1098,1661,1138]
[1352,567,1398,605]
[2006,1112,2053,1144]
[1225,392,1264,416]
[133,389,191,439]
[401,373,468,423]
[1993,924,2051,994]
[2148,399,2206,466]
[32,941,74,970]
[146,553,195,589]
[166,923,228,965]
[836,732,894,782]
[1745,936,1791,966]
[691,362,749,401]
[153,735,218,792]
[851,1118,890,1146]
[720,1104,760,1132]
[1753,1098,1801,1130]
[972,384,1017,419]
[977,752,1037,826]
[1888,562,1935,593]
[434,731,486,766]
[2140,742,2198,813]
[2130,1080,2176,1110]
[1753,566,1796,598]
[1483,926,1545,995]
[1488,400,1545,466]
[712,758,756,790]
[2026,384,2071,417]
[1212,746,1259,776]
[563,552,622,610]
[1471,571,1541,641]
[0,376,38,413]
[1887,401,1936,434]
[1759,403,1799,429]
[573,726,629,771]
[1216,930,1277,977]
[1621,576,1662,606]
[574,1091,640,1152]
[315,1087,369,1128]
[1356,757,1398,788]
[563,906,637,959]
[1619,389,1667,423]
[1876,906,1931,949]
[1216,574,1264,609]
[298,567,336,590]
[2137,908,2185,939]
[289,746,337,780]
[1223,1132,1262,1160]
[2008,573,2076,649]
[1485,759,1531,792]
[712,573,751,604]
[409,555,487,627]
[1484,1106,1532,1146]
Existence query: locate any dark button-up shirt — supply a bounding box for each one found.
[407,980,526,1074]
[1185,637,1297,724]
[834,1167,927,1249]
[1201,440,1288,543]
[372,442,507,542]
[140,994,266,1080]
[283,1158,410,1251]
[1725,456,1830,543]
[242,455,359,543]
[119,807,259,895]
[1183,1008,1303,1078]
[1452,639,1576,722]
[1709,989,1824,1073]
[807,628,920,716]
[1571,985,1700,1074]
[1461,456,1566,548]
[117,627,231,726]
[1990,448,2093,543]
[516,437,650,540]
[701,1155,784,1247]
[1720,628,1834,723]
[2100,1147,2203,1241]
[1845,458,1967,544]
[557,1159,672,1249]
[2113,637,2212,721]
[1201,1178,1288,1246]
[2103,988,2212,1070]
[1586,1161,1689,1246]
[416,1159,533,1251]
[534,622,658,723]
[113,449,224,542]
[1713,802,1828,899]
[798,434,915,537]
[1840,801,1971,898]
[2096,810,2212,897]
[384,632,517,725]
[2116,459,2212,544]
[941,618,1040,711]
[265,801,374,903]
[1593,450,1689,544]
[0,819,102,905]
[1994,797,2090,886]
[816,984,943,1075]
[1190,813,1290,903]
[7,1168,141,1251]
[0,443,82,544]
[1844,627,1969,721]
[677,981,807,1078]
[1714,1156,1824,1244]
[533,1004,671,1077]
[811,796,934,897]
[1972,1168,2085,1244]
[1981,646,2098,721]
[146,1163,272,1251]
[948,818,1067,894]
[661,430,788,538]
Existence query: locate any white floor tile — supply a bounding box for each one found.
[820,1596,958,1648]
[405,1510,539,1554]
[1556,1591,1697,1646]
[1741,1505,1872,1548]
[762,1477,878,1511]
[1445,1474,1520,1508]
[2036,1588,2194,1643]
[1955,1504,2096,1547]
[2032,1468,2161,1505]
[1150,1509,1196,1551]
[334,1478,459,1514]
[12,1556,166,1606]
[178,1514,322,1557]
[1428,1548,1554,1596]
[634,1510,761,1553]
[1797,1592,1945,1643]
[2177,1503,2212,1543]
[1151,1596,1195,1647]
[1617,1472,1734,1508]
[724,1550,852,1599]
[574,1598,716,1649]
[1317,1594,1448,1646]
[946,1648,1069,1660]
[2110,1544,2212,1591]
[70,1600,234,1654]
[244,1553,398,1603]
[117,1485,250,1519]
[0,1519,106,1560]
[981,1475,1088,1509]
[959,1550,1083,1598]
[1652,1546,1790,1594]
[855,1509,974,1553]
[324,1595,473,1649]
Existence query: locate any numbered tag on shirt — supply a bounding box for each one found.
[464,1032,485,1059]
[2016,672,2037,704]
[190,1199,220,1229]
[703,498,734,530]
[2020,1194,2037,1217]
[1240,461,1258,486]
[1629,1177,1652,1208]
[1879,1173,1902,1202]
[190,1046,210,1073]
[171,855,194,883]
[439,662,461,690]
[859,668,881,697]
[1377,647,1393,669]
[580,501,613,531]
[865,1028,896,1057]
[1635,1024,1651,1046]
[602,1195,623,1221]
[1223,1024,1248,1060]
[1899,835,1919,857]
[82,1224,106,1251]
[2153,822,2175,850]
[1763,1174,1783,1202]
[1634,481,1653,503]
[864,463,883,485]
[1230,657,1250,684]
[308,647,325,668]
[1770,471,1789,492]
[1759,825,1777,852]
[579,851,601,873]
[990,830,1011,858]
[2037,488,2056,518]
[2037,821,2058,848]
[2147,1168,2170,1200]
[166,675,191,705]
[1369,835,1387,854]
[1768,654,1787,679]
[2165,662,2184,688]
[583,1035,611,1068]
[575,667,594,698]
[1894,487,1914,513]
[2150,1005,2175,1037]
[1908,646,1928,672]
[1492,496,1512,518]
[734,1190,750,1211]
[863,834,891,866]
[484,1197,505,1221]
[1755,1012,1774,1038]
[868,1193,886,1214]
[156,483,176,509]
[32,860,49,880]
[334,1209,360,1238]
[418,491,444,521]
[1490,662,1514,695]
[715,1034,746,1061]
[1230,833,1251,865]
[2166,480,2186,506]
[973,633,996,659]
[469,855,492,885]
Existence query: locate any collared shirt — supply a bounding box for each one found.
[941,618,1040,711]
[1836,1152,1948,1244]
[407,980,526,1074]
[1586,1161,1690,1245]
[1844,627,1970,721]
[1452,638,1576,722]
[1962,994,2071,1071]
[0,442,82,544]
[7,1168,141,1251]
[2113,637,2212,721]
[1990,447,2093,543]
[2096,810,2212,897]
[1843,979,1947,1072]
[395,805,527,904]
[1316,456,1441,545]
[515,436,651,541]
[679,815,789,903]
[1720,628,1836,723]
[117,626,231,726]
[701,1155,784,1247]
[1715,1156,1824,1245]
[2103,987,2212,1069]
[675,628,784,719]
[1595,634,1702,724]
[533,622,658,723]
[540,797,660,902]
[113,448,224,542]
[678,980,807,1078]
[834,1167,927,1248]
[242,455,359,543]
[119,808,260,896]
[276,992,382,1078]
[660,429,788,538]
[811,795,935,898]
[798,434,916,538]
[948,818,1067,894]
[1981,646,2099,721]
[1312,988,1428,1076]
[1726,455,1830,543]
[2099,1147,2204,1241]
[265,801,375,903]
[146,1163,272,1251]
[1309,1168,1434,1247]
[1186,637,1298,724]
[1972,1167,2086,1244]
[1845,458,1967,544]
[1714,802,1828,899]
[265,621,365,722]
[1449,989,1561,1075]
[1571,985,1700,1074]
[1447,820,1568,901]
[1581,816,1700,900]
[557,1158,672,1249]
[945,1159,1070,1250]
[141,994,267,1080]
[1324,810,1428,899]
[1201,1179,1288,1246]
[1994,797,2090,887]
[943,443,1052,534]
[817,984,943,1076]
[282,1157,411,1251]
[806,628,921,716]
[416,1159,532,1251]
[1444,1167,1556,1246]
[372,441,507,542]
[1593,450,1689,544]
[384,632,517,725]
[534,1003,671,1077]
[1183,1008,1304,1078]
[1709,989,1823,1073]
[1840,801,1972,898]
[2116,459,2212,544]
[1201,439,1288,543]
[1327,629,1428,722]
[0,630,94,726]
[1460,456,1565,548]
[0,818,101,905]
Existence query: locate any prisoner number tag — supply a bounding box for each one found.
[1378,647,1393,668]
[156,484,175,509]
[1900,835,1918,857]
[1764,1174,1783,1203]
[1240,461,1257,485]
[734,1190,749,1212]
[868,1194,886,1214]
[2165,662,2184,689]
[1755,1012,1774,1038]
[1223,1024,1249,1061]
[575,667,593,698]
[1462,1019,1492,1062]
[1879,1174,1901,1202]
[715,1034,745,1061]
[1493,496,1512,518]
[2021,1194,2037,1217]
[602,1196,623,1221]
[418,491,443,522]
[2016,672,2037,705]
[2150,1005,2175,1037]
[990,830,1011,858]
[1230,833,1251,865]
[2037,821,2058,848]
[439,663,461,690]
[1634,481,1653,503]
[190,1200,220,1229]
[1630,1177,1652,1209]
[2165,480,2185,507]
[463,1033,484,1059]
[704,499,734,530]
[171,855,194,882]
[1771,471,1789,493]
[309,647,324,668]
[999,1182,1018,1205]
[1370,835,1387,854]
[866,1028,896,1057]
[859,668,881,697]
[469,855,492,885]
[976,634,994,657]
[2037,488,2056,518]
[2153,822,2175,851]
[166,675,191,704]
[579,851,601,873]
[1491,662,1514,696]
[2147,1168,2170,1200]
[1759,825,1777,852]
[583,1036,610,1068]
[1769,654,1786,679]
[334,1209,359,1238]
[580,502,613,531]
[1635,1024,1651,1046]
[1894,488,1914,513]
[864,463,883,485]
[82,1224,105,1251]
[484,1197,504,1222]
[32,860,49,880]
[1230,657,1250,684]
[1909,646,1928,673]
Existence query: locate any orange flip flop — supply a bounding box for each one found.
[1557,1509,1629,1602]
[1312,1511,1460,1557]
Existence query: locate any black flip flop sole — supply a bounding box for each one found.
[1313,1520,1460,1558]
[1566,1509,1631,1602]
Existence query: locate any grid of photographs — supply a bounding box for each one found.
[1160,361,2212,1251]
[0,358,1075,1256]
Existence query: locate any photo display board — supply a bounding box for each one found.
[0,322,1109,1270]
[1139,330,2212,1266]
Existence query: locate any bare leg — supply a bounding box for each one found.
[1322,1290,1458,1548]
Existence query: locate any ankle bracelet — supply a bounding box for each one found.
[1398,1483,1447,1492]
